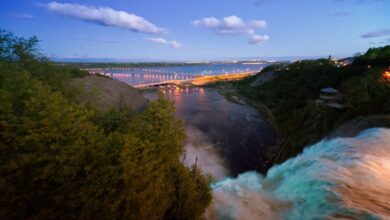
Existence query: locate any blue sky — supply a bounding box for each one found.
[0,0,389,61]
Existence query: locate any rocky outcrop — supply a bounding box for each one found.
[70,75,148,112]
[329,115,390,139]
[250,71,276,87]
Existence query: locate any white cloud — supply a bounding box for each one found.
[250,20,267,28]
[223,16,245,29]
[147,37,182,48]
[192,15,269,45]
[192,15,266,36]
[192,17,221,28]
[248,34,270,45]
[45,2,164,34]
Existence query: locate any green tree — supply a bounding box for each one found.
[0,30,212,220]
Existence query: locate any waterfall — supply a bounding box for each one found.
[207,128,390,220]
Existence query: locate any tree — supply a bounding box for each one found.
[0,30,212,219]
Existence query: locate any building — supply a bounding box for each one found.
[383,67,390,81]
[334,57,354,67]
[316,87,346,109]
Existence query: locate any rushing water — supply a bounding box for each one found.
[207,128,390,220]
[102,63,266,85]
[144,87,277,179]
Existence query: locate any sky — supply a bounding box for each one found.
[0,0,389,61]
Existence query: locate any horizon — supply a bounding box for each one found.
[1,0,389,61]
[51,55,333,63]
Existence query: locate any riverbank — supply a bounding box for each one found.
[209,83,278,132]
[226,57,390,165]
[196,47,390,170]
[190,72,256,86]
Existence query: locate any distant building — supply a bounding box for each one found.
[334,58,354,67]
[316,87,346,109]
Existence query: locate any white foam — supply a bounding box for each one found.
[207,128,390,219]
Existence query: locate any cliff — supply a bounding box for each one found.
[234,47,390,166]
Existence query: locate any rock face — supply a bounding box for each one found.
[250,71,276,87]
[70,75,148,112]
[329,115,390,138]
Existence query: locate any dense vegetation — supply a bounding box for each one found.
[0,30,211,219]
[235,47,390,164]
[354,45,390,66]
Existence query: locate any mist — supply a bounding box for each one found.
[182,126,229,180]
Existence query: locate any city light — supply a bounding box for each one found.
[383,68,390,81]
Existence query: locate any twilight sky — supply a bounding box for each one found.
[0,0,389,61]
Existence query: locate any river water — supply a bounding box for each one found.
[144,87,277,179]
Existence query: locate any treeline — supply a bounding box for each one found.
[235,46,390,164]
[354,45,390,66]
[0,30,211,219]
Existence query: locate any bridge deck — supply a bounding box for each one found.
[133,71,257,88]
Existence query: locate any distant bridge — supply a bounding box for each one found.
[81,67,259,88]
[133,80,184,88]
[134,71,258,89]
[81,67,195,76]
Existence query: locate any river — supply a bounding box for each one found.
[144,87,277,180]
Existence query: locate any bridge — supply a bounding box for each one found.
[133,80,183,88]
[81,67,195,76]
[133,71,258,89]
[81,67,259,88]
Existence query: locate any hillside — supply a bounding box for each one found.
[234,46,390,165]
[70,75,148,112]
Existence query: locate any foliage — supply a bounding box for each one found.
[0,30,89,89]
[0,29,40,62]
[0,30,211,219]
[235,56,390,164]
[354,45,390,66]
